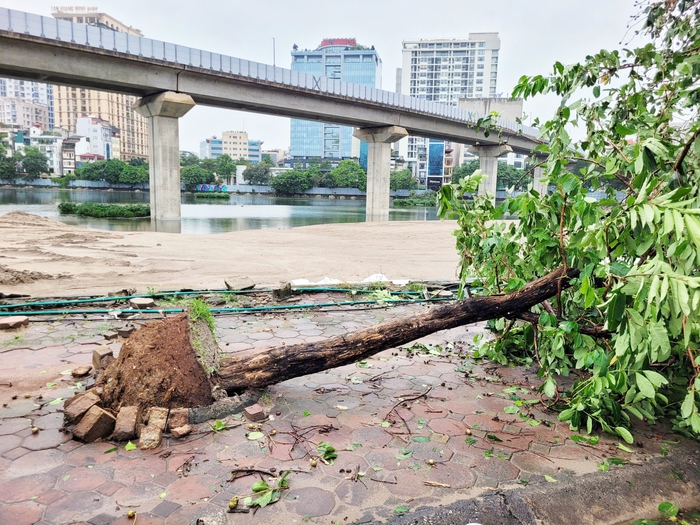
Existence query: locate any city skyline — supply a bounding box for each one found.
[0,1,639,154]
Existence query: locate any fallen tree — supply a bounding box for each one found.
[218,266,579,391]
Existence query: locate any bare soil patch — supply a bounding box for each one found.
[99,314,217,411]
[0,264,64,285]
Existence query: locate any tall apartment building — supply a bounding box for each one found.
[50,9,147,161]
[290,38,381,162]
[0,79,54,129]
[222,131,249,160]
[0,97,49,130]
[397,34,500,188]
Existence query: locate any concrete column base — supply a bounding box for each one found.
[468,144,513,203]
[532,164,548,196]
[133,92,195,225]
[354,126,409,222]
[152,220,182,234]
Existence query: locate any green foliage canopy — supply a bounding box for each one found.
[329,160,367,191]
[180,165,215,190]
[269,170,313,195]
[390,169,419,191]
[242,163,272,185]
[438,1,700,440]
[18,147,49,178]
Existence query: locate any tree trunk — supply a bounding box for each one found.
[218,266,580,392]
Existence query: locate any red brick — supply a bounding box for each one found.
[0,316,29,329]
[171,425,192,438]
[139,425,162,450]
[168,408,189,430]
[72,406,115,443]
[63,390,102,423]
[111,406,142,441]
[146,407,169,431]
[244,403,266,422]
[92,346,113,372]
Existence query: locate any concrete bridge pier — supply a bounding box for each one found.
[532,158,548,196]
[468,144,513,203]
[133,92,195,233]
[354,126,409,222]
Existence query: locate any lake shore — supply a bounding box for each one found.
[0,212,459,296]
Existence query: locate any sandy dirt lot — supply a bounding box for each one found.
[0,212,460,296]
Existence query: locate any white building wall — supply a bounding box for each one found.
[75,117,112,159]
[28,126,63,175]
[397,34,500,184]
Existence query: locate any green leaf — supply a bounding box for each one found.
[247,431,264,440]
[48,398,64,405]
[635,373,655,399]
[680,390,695,419]
[103,447,118,454]
[411,436,431,443]
[380,421,392,428]
[125,441,137,451]
[396,449,413,460]
[394,505,410,514]
[617,443,633,453]
[466,437,477,445]
[504,405,519,414]
[486,434,503,442]
[658,502,679,518]
[642,369,668,388]
[544,475,558,483]
[252,490,274,508]
[649,322,671,363]
[46,382,57,388]
[251,481,269,493]
[615,426,634,444]
[303,411,310,417]
[593,85,601,98]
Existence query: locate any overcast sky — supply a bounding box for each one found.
[3,1,639,153]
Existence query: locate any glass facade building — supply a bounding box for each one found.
[248,140,263,164]
[290,38,381,160]
[200,136,223,158]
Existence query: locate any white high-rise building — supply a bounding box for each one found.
[0,79,54,129]
[397,34,500,188]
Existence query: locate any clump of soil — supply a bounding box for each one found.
[99,314,218,411]
[0,264,62,285]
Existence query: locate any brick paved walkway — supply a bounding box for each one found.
[0,295,683,524]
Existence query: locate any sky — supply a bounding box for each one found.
[2,1,641,154]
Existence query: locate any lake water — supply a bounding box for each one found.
[0,188,438,234]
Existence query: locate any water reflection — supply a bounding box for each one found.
[0,188,437,234]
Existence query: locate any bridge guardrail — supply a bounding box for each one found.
[0,7,541,140]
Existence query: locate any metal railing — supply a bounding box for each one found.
[0,7,540,139]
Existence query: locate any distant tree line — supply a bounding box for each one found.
[74,158,150,188]
[0,145,49,180]
[179,153,251,190]
[451,160,529,190]
[269,162,418,195]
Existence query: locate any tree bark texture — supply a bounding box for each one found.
[218,266,580,391]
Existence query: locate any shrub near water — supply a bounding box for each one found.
[193,192,231,199]
[58,202,150,218]
[393,191,437,208]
